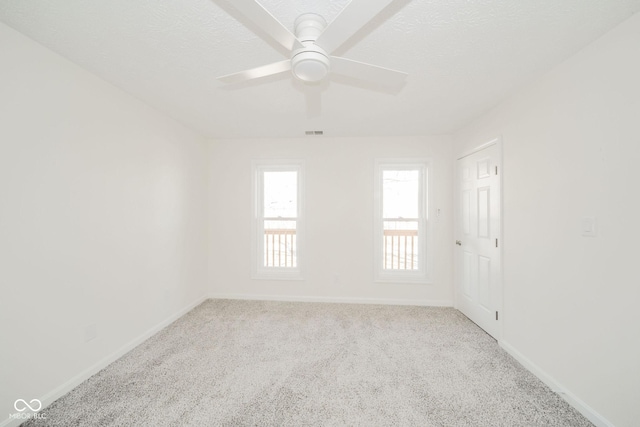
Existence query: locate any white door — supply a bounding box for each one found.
[456,142,502,339]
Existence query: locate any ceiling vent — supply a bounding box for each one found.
[305,130,324,136]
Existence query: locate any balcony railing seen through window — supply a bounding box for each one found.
[383,219,419,270]
[263,218,297,268]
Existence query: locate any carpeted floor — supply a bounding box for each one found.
[23,299,592,426]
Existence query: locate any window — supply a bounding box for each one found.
[374,160,430,283]
[252,161,304,280]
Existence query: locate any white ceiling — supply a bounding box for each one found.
[1,0,639,139]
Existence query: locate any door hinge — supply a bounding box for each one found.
[495,166,498,175]
[495,238,498,248]
[496,311,499,320]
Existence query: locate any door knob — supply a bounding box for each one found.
[456,240,462,246]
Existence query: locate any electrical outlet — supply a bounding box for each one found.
[581,217,597,237]
[84,323,97,343]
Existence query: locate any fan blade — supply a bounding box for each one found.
[218,60,291,84]
[227,0,304,51]
[330,56,407,87]
[315,0,396,54]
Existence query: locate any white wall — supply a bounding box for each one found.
[0,23,208,423]
[208,136,453,305]
[454,12,640,427]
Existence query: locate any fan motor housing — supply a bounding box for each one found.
[291,13,329,83]
[294,13,326,44]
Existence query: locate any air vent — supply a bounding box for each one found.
[305,130,324,136]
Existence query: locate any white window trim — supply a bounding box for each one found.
[251,160,305,281]
[374,158,432,284]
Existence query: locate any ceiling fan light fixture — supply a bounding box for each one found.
[291,47,330,83]
[216,1,408,88]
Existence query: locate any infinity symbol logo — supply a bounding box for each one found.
[14,399,42,412]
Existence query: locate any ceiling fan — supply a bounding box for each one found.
[216,0,408,87]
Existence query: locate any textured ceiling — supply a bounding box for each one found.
[1,0,639,138]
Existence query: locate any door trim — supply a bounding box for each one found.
[454,136,504,341]
[457,137,500,161]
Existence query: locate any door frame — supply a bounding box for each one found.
[454,136,504,341]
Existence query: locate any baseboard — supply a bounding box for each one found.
[499,340,613,427]
[209,293,453,307]
[1,294,208,427]
[2,297,609,427]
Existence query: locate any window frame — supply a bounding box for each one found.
[251,160,305,280]
[374,159,431,284]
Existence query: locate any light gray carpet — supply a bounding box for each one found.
[23,299,592,426]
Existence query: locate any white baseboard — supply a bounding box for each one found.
[499,340,613,427]
[2,297,609,427]
[1,295,208,427]
[209,293,453,307]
